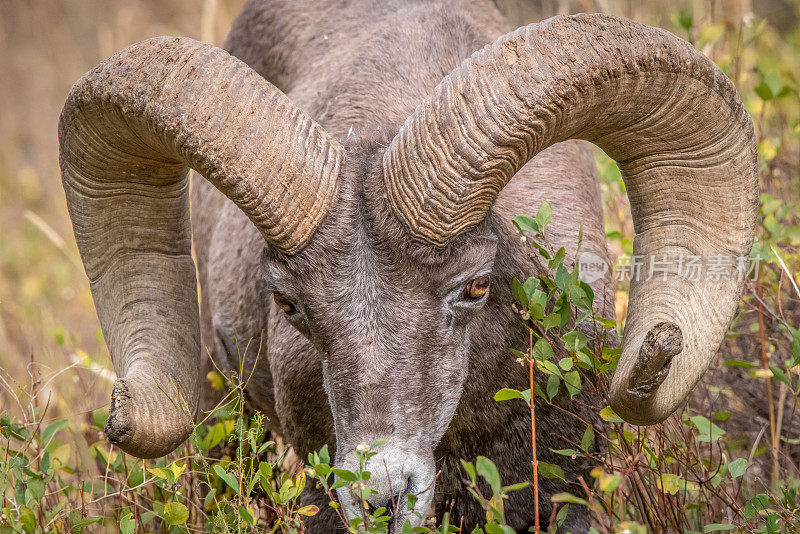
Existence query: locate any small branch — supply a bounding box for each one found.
[755,278,779,488]
[529,327,540,533]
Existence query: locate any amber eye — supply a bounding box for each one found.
[462,275,491,301]
[273,293,297,315]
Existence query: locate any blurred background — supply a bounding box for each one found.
[0,0,798,530]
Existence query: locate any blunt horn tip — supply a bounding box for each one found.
[626,321,684,400]
[105,380,133,446]
[104,377,194,459]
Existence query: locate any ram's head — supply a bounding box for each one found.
[60,13,757,527]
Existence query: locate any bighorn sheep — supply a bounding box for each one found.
[59,0,757,531]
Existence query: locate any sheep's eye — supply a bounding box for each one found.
[462,275,491,301]
[273,293,297,315]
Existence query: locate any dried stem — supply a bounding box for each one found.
[755,278,779,487]
[529,327,540,533]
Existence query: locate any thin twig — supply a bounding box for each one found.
[528,327,540,533]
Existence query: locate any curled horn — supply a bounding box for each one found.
[60,37,343,457]
[384,14,757,425]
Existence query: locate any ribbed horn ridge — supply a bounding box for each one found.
[384,14,758,425]
[60,37,343,457]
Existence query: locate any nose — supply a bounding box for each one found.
[335,445,435,530]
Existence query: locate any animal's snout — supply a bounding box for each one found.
[336,444,435,530]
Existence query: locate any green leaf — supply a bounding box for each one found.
[600,406,624,423]
[552,492,588,505]
[542,313,561,331]
[460,460,476,483]
[331,478,349,490]
[550,448,577,456]
[318,444,330,465]
[755,82,774,101]
[238,506,256,525]
[770,364,791,386]
[332,468,358,482]
[19,506,35,534]
[598,472,621,492]
[533,338,553,362]
[140,511,157,526]
[724,359,755,368]
[169,461,186,481]
[564,370,581,397]
[744,494,770,519]
[566,282,590,310]
[511,277,528,306]
[528,290,547,320]
[677,9,693,31]
[163,502,189,526]
[522,277,539,300]
[494,388,527,403]
[258,461,274,484]
[535,201,551,233]
[27,476,45,501]
[791,329,800,368]
[203,422,227,450]
[556,503,570,526]
[540,359,561,377]
[70,516,102,531]
[41,450,50,475]
[548,247,566,271]
[704,524,737,532]
[297,505,319,516]
[728,458,748,479]
[529,239,552,260]
[476,456,502,495]
[562,331,588,353]
[120,512,135,534]
[213,464,240,495]
[581,425,595,451]
[656,473,698,494]
[690,416,725,442]
[147,467,171,481]
[577,282,594,309]
[512,215,539,235]
[41,419,68,445]
[92,409,109,430]
[547,374,560,400]
[555,264,569,291]
[538,462,565,480]
[501,481,530,493]
[575,350,594,369]
[558,357,573,371]
[776,84,794,98]
[593,316,617,329]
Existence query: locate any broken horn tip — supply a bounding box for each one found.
[648,321,684,357]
